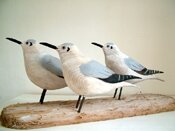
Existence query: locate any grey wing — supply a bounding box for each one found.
[124,57,164,75]
[40,54,64,78]
[124,57,145,72]
[80,60,114,79]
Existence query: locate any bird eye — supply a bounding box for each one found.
[67,47,70,52]
[29,42,32,46]
[62,46,66,50]
[107,45,110,48]
[110,46,113,49]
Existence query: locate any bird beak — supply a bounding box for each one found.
[6,37,22,45]
[39,42,58,49]
[91,42,103,48]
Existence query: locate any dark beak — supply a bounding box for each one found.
[6,37,22,45]
[39,42,58,49]
[91,42,103,48]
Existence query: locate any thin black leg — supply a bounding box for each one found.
[39,89,47,104]
[77,96,85,113]
[76,95,82,108]
[113,88,118,98]
[118,87,123,100]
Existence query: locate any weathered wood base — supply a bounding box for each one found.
[1,94,175,129]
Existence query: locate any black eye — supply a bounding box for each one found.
[26,42,28,45]
[67,47,70,52]
[62,46,66,49]
[110,46,113,49]
[29,42,32,46]
[107,45,109,48]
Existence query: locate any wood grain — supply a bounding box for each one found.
[1,94,175,129]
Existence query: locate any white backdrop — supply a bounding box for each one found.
[0,0,175,104]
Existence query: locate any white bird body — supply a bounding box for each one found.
[105,52,130,75]
[93,42,164,84]
[105,52,153,83]
[57,44,137,96]
[62,56,128,96]
[6,38,67,104]
[22,45,66,90]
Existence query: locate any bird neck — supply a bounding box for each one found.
[22,45,40,54]
[22,45,43,78]
[59,51,85,64]
[22,45,41,63]
[105,50,122,58]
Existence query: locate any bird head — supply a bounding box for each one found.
[39,42,80,61]
[91,42,121,56]
[57,43,75,54]
[6,37,37,49]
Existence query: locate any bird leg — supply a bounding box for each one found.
[39,89,47,104]
[77,96,85,113]
[118,87,123,100]
[76,95,82,108]
[113,88,118,98]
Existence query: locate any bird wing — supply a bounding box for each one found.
[80,60,141,83]
[124,57,147,73]
[124,57,164,75]
[40,54,64,78]
[80,60,114,79]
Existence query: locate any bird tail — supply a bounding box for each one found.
[146,75,165,82]
[141,68,164,75]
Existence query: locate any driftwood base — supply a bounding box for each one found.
[1,94,175,129]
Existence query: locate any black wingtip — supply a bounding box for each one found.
[91,42,103,48]
[6,37,22,44]
[99,74,141,83]
[136,68,164,75]
[39,42,58,49]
